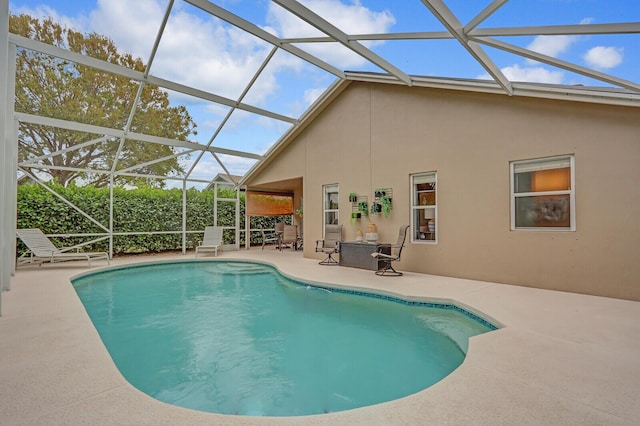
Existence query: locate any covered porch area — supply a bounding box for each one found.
[243,177,304,252]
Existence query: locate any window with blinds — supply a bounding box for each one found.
[511,156,575,230]
[411,172,437,243]
[323,184,339,227]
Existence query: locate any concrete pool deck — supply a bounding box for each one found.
[1,249,639,425]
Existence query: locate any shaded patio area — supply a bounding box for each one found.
[1,250,639,425]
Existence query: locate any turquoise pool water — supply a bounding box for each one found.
[72,261,496,416]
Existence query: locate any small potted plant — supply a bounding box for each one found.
[350,211,361,225]
[349,192,358,203]
[358,201,369,218]
[371,202,382,214]
[380,194,392,218]
[374,188,386,198]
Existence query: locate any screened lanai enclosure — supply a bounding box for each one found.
[1,1,639,310]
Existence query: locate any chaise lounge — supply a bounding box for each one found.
[16,228,110,268]
[195,226,223,257]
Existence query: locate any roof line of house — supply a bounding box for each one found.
[240,78,353,188]
[240,73,640,187]
[346,71,640,107]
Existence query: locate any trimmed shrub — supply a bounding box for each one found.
[17,183,291,255]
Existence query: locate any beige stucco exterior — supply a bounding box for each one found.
[246,81,640,301]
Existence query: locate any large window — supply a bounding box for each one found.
[511,156,575,230]
[411,172,437,243]
[323,184,339,227]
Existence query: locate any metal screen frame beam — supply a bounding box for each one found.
[1,0,11,301]
[15,112,263,160]
[184,0,345,80]
[19,169,109,233]
[464,0,510,33]
[190,46,279,186]
[420,0,513,95]
[19,136,111,166]
[470,22,640,37]
[9,34,297,125]
[273,0,413,86]
[281,31,453,43]
[20,163,212,184]
[476,37,640,93]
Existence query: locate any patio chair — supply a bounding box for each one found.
[315,224,343,265]
[371,225,409,276]
[196,226,223,257]
[16,228,110,268]
[280,224,300,250]
[260,226,280,250]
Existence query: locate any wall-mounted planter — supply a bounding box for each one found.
[380,195,392,218]
[373,188,392,218]
[358,201,369,217]
[351,211,362,225]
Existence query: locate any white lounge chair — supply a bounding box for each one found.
[196,226,223,257]
[16,228,110,268]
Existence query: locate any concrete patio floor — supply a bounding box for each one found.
[1,248,639,425]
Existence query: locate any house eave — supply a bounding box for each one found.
[241,71,640,188]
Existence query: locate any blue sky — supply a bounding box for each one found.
[8,0,639,187]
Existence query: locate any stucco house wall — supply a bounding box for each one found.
[246,81,640,301]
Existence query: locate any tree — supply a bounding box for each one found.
[10,14,197,187]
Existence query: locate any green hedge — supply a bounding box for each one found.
[17,183,291,255]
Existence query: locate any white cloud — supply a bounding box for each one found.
[482,18,599,85]
[15,0,393,116]
[525,16,592,60]
[90,0,164,59]
[304,0,395,36]
[12,0,396,167]
[267,0,395,68]
[304,86,328,105]
[187,155,223,178]
[478,64,565,84]
[188,153,258,179]
[10,4,89,34]
[526,34,578,60]
[583,46,623,70]
[89,0,275,103]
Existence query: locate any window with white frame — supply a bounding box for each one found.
[411,172,437,243]
[511,155,575,230]
[323,184,339,227]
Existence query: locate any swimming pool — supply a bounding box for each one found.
[72,260,497,416]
